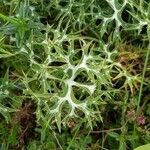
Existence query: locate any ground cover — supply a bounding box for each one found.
[0,0,150,149]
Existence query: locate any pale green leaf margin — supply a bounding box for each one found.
[134,144,150,150]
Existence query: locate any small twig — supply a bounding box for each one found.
[52,131,63,150]
[138,96,149,115]
[91,127,122,133]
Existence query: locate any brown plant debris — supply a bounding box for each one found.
[12,100,37,149]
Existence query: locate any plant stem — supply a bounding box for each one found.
[137,27,150,113]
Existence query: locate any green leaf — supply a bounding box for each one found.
[108,131,120,139]
[55,112,62,132]
[0,48,19,58]
[8,125,18,145]
[134,144,150,150]
[0,13,18,24]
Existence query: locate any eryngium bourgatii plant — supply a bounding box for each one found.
[20,22,120,131]
[20,21,143,131]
